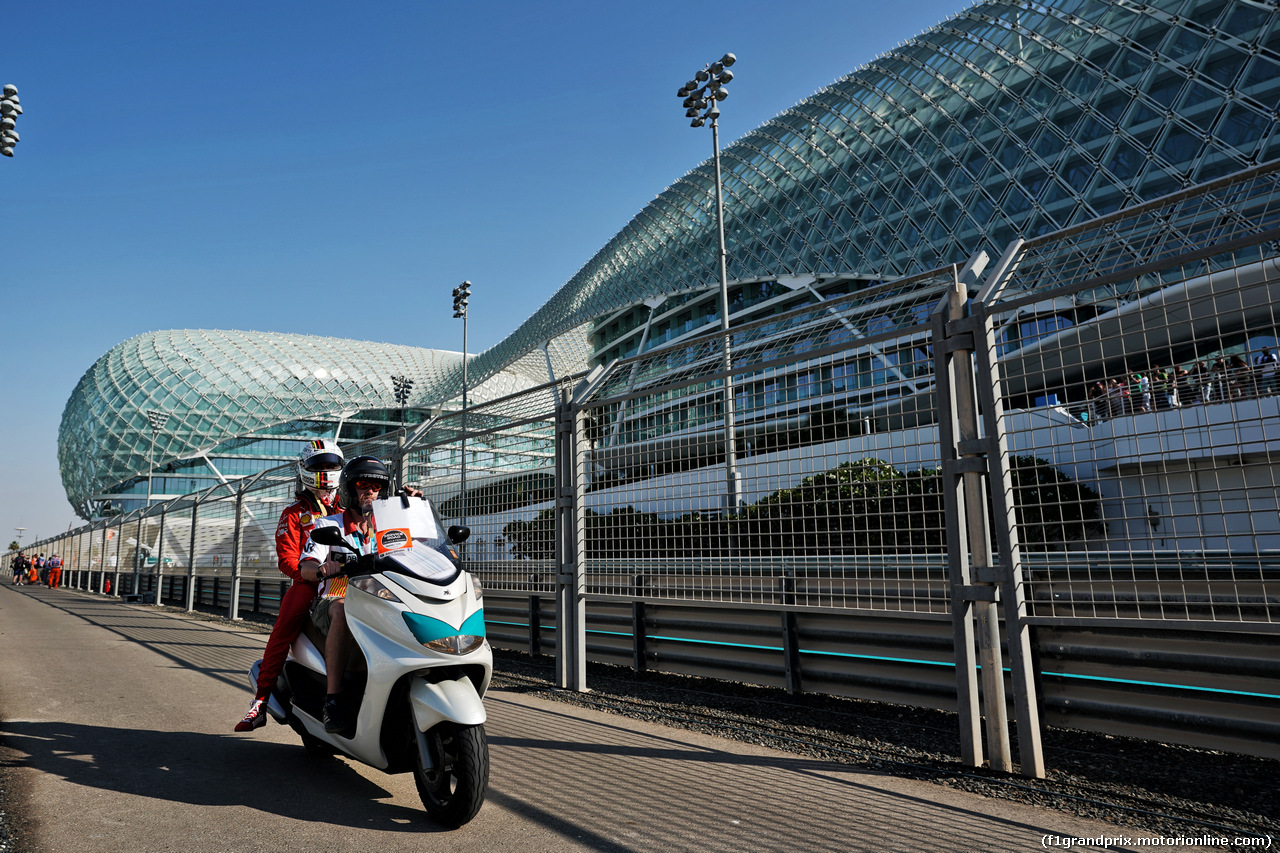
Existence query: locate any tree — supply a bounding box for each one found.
[1007,454,1106,550]
[734,458,943,555]
[501,455,1105,559]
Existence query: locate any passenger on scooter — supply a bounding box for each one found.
[297,455,394,734]
[233,439,345,732]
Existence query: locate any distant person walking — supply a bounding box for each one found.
[47,554,62,588]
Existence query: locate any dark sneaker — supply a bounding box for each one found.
[234,698,268,733]
[322,697,350,734]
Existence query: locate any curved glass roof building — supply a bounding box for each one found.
[59,0,1280,519]
[471,0,1280,386]
[58,330,534,517]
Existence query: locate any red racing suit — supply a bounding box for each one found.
[254,488,339,698]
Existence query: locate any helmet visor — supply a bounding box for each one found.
[304,452,344,471]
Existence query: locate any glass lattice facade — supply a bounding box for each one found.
[60,0,1280,519]
[58,330,533,517]
[463,0,1280,386]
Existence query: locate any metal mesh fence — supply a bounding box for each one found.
[985,171,1280,628]
[191,486,237,574]
[571,267,958,612]
[409,376,574,595]
[5,163,1280,635]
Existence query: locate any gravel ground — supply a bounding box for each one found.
[488,651,1278,850]
[2,602,1275,851]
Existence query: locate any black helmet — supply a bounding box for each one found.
[339,455,393,511]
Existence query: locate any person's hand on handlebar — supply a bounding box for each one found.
[321,557,346,579]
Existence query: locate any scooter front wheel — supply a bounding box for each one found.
[412,720,488,827]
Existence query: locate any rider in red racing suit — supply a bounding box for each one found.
[234,440,343,731]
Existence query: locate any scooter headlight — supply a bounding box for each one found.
[423,635,487,655]
[351,575,399,601]
[402,610,486,656]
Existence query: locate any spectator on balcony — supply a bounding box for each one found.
[1254,346,1278,396]
[1229,354,1252,399]
[1089,381,1109,420]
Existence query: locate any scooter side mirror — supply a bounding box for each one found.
[447,525,470,545]
[310,526,352,550]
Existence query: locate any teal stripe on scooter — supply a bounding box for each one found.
[459,610,485,637]
[402,610,486,644]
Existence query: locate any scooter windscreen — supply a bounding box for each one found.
[377,544,458,582]
[368,496,459,583]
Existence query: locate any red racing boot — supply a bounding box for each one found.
[234,697,269,732]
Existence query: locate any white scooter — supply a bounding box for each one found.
[247,496,492,827]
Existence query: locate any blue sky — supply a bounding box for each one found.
[2,0,964,549]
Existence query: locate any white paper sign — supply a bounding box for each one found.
[370,496,440,554]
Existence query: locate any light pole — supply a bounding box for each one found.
[452,281,471,527]
[678,53,740,511]
[14,527,24,552]
[391,374,415,488]
[140,410,169,596]
[145,410,170,508]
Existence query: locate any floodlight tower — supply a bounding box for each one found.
[452,281,472,526]
[1,85,21,157]
[145,410,170,508]
[391,375,415,424]
[677,53,741,511]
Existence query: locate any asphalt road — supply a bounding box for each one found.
[0,582,1218,852]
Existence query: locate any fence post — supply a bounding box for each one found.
[98,525,108,593]
[781,565,801,695]
[632,575,647,673]
[554,389,587,691]
[131,517,143,600]
[111,522,123,596]
[970,287,1046,779]
[186,501,199,612]
[934,256,1012,772]
[154,506,167,605]
[529,595,541,656]
[229,489,245,620]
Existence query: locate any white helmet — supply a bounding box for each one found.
[297,439,345,493]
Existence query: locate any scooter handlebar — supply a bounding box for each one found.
[324,551,377,580]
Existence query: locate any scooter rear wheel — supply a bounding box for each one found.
[412,720,488,827]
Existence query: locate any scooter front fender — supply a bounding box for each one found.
[409,675,487,731]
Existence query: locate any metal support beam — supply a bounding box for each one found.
[185,501,199,612]
[154,507,167,605]
[229,489,245,620]
[633,573,647,673]
[934,272,986,770]
[970,294,1046,779]
[934,255,1015,773]
[529,596,542,656]
[554,391,587,691]
[111,522,123,597]
[781,567,801,695]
